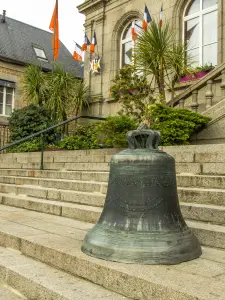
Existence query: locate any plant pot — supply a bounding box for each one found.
[195,70,211,79]
[180,74,195,82]
[180,70,212,83]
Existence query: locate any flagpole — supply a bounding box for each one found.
[96,44,100,58]
[53,0,58,62]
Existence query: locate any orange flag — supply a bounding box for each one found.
[49,0,60,61]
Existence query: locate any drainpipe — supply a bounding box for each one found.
[99,0,106,116]
[88,20,94,101]
[221,0,224,63]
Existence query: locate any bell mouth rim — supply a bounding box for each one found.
[81,224,202,265]
[81,245,202,265]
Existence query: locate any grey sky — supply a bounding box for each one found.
[1,0,85,53]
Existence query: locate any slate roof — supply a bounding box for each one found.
[0,14,83,78]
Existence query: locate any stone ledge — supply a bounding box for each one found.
[0,246,126,300]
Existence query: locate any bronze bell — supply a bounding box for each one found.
[81,128,202,265]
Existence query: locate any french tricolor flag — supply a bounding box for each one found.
[72,43,82,62]
[160,5,163,27]
[132,21,138,41]
[142,5,152,32]
[81,34,91,51]
[90,32,97,54]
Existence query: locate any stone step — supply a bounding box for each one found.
[0,175,107,194]
[1,176,225,208]
[1,182,225,223]
[203,97,225,119]
[2,169,225,189]
[1,160,225,174]
[181,202,225,225]
[0,205,225,300]
[0,169,110,182]
[0,161,215,175]
[1,194,225,247]
[0,161,111,171]
[177,174,225,189]
[0,286,27,300]
[178,186,225,206]
[0,194,102,223]
[0,182,105,206]
[0,246,128,300]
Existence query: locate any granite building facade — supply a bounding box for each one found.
[78,0,224,116]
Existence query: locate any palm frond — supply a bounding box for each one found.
[134,20,189,99]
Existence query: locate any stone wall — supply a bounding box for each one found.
[78,0,225,117]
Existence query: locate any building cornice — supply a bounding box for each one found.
[77,0,108,15]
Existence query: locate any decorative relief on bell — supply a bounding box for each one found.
[109,174,177,188]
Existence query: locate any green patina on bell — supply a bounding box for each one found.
[81,127,202,265]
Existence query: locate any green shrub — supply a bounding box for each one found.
[8,104,56,152]
[8,104,55,141]
[10,139,41,153]
[58,116,138,150]
[110,66,154,121]
[147,104,211,145]
[98,116,138,148]
[58,123,100,150]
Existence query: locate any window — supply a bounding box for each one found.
[184,0,218,66]
[121,20,142,67]
[33,46,48,61]
[0,85,14,116]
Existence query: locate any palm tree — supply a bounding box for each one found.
[71,80,89,117]
[22,65,47,106]
[22,63,90,134]
[47,63,90,134]
[134,20,191,100]
[46,63,75,122]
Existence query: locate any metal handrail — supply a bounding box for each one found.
[0,115,106,170]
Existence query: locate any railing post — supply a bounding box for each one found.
[221,70,225,97]
[190,90,199,112]
[40,134,44,170]
[205,80,214,109]
[179,99,185,109]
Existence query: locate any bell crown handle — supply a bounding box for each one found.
[126,129,161,150]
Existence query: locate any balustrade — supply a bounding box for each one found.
[205,80,214,109]
[179,98,185,109]
[190,90,199,112]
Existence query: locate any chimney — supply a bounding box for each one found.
[1,10,6,23]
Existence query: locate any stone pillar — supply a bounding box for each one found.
[190,90,199,112]
[221,70,225,97]
[179,99,185,109]
[205,80,214,109]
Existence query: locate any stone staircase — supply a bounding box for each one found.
[0,146,225,299]
[167,62,225,144]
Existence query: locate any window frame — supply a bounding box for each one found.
[120,19,141,68]
[183,0,218,66]
[0,85,15,116]
[33,46,48,61]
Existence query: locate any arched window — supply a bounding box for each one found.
[121,20,142,67]
[184,0,218,66]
